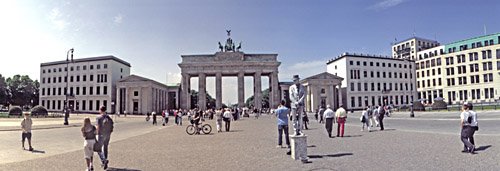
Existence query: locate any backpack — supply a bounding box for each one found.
[101,115,114,133]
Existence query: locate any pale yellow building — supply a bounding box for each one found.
[416,33,500,105]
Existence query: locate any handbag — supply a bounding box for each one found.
[360,115,366,123]
[93,139,102,152]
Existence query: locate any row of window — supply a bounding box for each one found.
[42,74,108,84]
[394,40,438,51]
[443,74,494,87]
[350,95,412,108]
[41,86,108,96]
[41,99,108,112]
[417,49,500,70]
[349,82,413,92]
[445,88,496,102]
[350,70,412,79]
[43,64,108,74]
[451,37,499,53]
[349,61,410,69]
[417,62,499,78]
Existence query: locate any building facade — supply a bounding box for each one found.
[416,33,500,105]
[116,75,179,115]
[392,37,440,60]
[39,56,131,114]
[327,53,417,110]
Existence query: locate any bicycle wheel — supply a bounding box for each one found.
[201,124,212,134]
[186,125,196,135]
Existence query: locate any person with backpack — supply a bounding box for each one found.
[460,102,477,154]
[96,105,113,169]
[81,117,96,171]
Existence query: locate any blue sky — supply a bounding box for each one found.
[1,0,499,103]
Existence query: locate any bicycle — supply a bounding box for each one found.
[186,122,212,135]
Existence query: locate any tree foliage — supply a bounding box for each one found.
[245,88,270,109]
[0,74,39,108]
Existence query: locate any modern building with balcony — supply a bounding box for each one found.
[392,37,440,60]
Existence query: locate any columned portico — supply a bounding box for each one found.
[300,72,344,112]
[179,52,280,110]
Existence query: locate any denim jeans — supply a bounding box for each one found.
[97,134,111,163]
[278,125,290,146]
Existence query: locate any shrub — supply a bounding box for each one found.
[431,100,447,110]
[8,106,22,117]
[31,105,48,117]
[412,101,425,111]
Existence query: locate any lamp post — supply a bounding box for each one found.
[64,48,74,125]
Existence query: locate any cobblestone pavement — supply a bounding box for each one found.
[0,114,498,171]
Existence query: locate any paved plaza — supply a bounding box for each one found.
[0,111,499,171]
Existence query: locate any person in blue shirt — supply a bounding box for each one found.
[275,100,290,148]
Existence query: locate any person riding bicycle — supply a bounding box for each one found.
[192,111,201,134]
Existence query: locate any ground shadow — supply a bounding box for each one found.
[338,135,362,138]
[308,153,353,159]
[225,130,243,133]
[475,145,492,151]
[107,167,141,171]
[30,149,45,154]
[307,145,317,148]
[369,128,396,132]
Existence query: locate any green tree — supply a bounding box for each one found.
[6,75,39,108]
[245,88,270,109]
[0,74,8,106]
[189,90,218,109]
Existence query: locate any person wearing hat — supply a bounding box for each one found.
[460,102,477,154]
[289,75,306,136]
[20,113,34,151]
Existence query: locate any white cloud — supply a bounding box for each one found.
[368,0,407,11]
[48,8,69,30]
[113,14,123,24]
[166,72,181,84]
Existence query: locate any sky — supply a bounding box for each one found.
[1,0,499,104]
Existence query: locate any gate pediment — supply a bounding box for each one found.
[214,52,244,61]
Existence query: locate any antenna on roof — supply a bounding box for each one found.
[412,28,416,37]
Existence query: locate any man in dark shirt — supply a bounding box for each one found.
[96,105,113,169]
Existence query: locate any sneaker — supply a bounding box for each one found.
[103,160,109,170]
[28,147,33,151]
[461,150,468,153]
[276,145,283,148]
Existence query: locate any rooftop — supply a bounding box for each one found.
[40,55,131,67]
[393,36,439,46]
[326,52,411,65]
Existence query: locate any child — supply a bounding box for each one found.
[21,113,33,151]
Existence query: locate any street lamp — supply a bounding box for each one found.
[406,58,415,118]
[64,48,74,125]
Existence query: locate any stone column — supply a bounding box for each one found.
[181,74,191,109]
[327,85,334,108]
[198,73,206,110]
[312,85,320,112]
[271,71,279,109]
[254,71,262,109]
[238,72,245,108]
[216,72,223,109]
[338,84,343,107]
[333,84,338,109]
[306,85,311,112]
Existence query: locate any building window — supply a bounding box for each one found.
[350,83,355,91]
[371,83,374,91]
[96,86,100,95]
[89,100,93,111]
[82,87,86,95]
[90,75,94,81]
[351,97,355,108]
[134,91,139,96]
[376,62,379,67]
[82,100,86,110]
[83,75,87,82]
[356,61,360,65]
[103,86,108,95]
[370,62,373,66]
[97,64,101,69]
[76,87,80,95]
[90,87,93,95]
[83,65,87,70]
[96,100,100,111]
[350,61,354,65]
[364,83,368,91]
[104,64,108,69]
[90,65,94,70]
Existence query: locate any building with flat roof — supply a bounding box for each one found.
[392,37,440,60]
[327,52,417,110]
[39,55,131,113]
[415,33,500,105]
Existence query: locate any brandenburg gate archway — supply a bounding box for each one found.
[178,31,281,110]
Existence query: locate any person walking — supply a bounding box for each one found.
[318,106,325,124]
[81,118,96,171]
[162,110,168,126]
[96,105,114,170]
[466,103,478,152]
[335,105,347,137]
[20,113,33,151]
[323,105,335,138]
[174,110,178,125]
[177,110,183,126]
[215,109,223,133]
[460,102,477,154]
[152,112,157,126]
[223,108,233,132]
[361,107,371,132]
[275,100,290,148]
[302,108,309,130]
[371,106,379,127]
[378,105,385,131]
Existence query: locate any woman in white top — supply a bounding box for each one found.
[361,107,371,132]
[81,118,97,171]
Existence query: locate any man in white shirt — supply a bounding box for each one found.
[460,102,476,154]
[21,113,33,151]
[323,105,335,138]
[289,75,305,136]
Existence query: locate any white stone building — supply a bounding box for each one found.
[327,53,417,110]
[415,33,500,105]
[39,56,131,113]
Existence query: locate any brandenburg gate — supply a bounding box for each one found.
[178,31,281,110]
